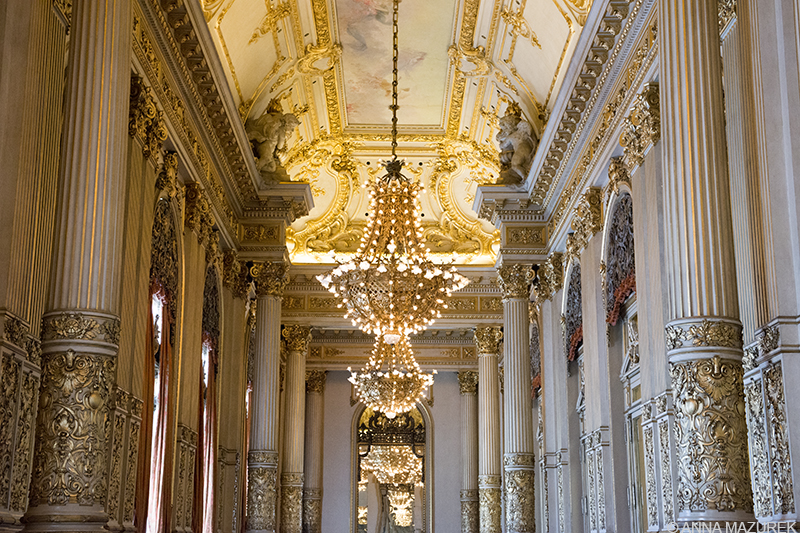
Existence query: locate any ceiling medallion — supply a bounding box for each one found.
[317,0,467,418]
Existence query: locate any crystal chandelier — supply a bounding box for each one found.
[360,445,423,485]
[316,0,467,417]
[349,335,435,419]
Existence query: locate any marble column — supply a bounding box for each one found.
[247,262,289,533]
[475,326,503,533]
[497,265,536,533]
[303,370,326,533]
[659,0,753,523]
[458,371,479,533]
[280,325,311,533]
[21,0,130,530]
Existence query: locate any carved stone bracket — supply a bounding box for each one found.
[184,183,216,248]
[620,83,660,171]
[129,75,167,161]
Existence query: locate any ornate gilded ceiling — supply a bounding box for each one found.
[199,0,592,264]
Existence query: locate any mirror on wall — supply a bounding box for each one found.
[354,406,427,533]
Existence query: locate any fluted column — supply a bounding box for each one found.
[497,265,536,533]
[302,370,326,533]
[475,326,503,533]
[659,0,753,523]
[280,325,311,533]
[21,0,130,530]
[458,371,479,533]
[247,263,289,533]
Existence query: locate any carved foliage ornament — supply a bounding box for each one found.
[156,151,179,196]
[535,252,563,304]
[764,363,795,514]
[744,378,771,518]
[665,320,742,352]
[669,356,752,513]
[505,468,535,532]
[497,264,533,300]
[202,266,221,353]
[247,465,277,530]
[461,499,479,533]
[606,156,631,198]
[605,193,636,325]
[565,263,583,362]
[151,199,179,322]
[479,487,502,533]
[184,183,215,247]
[280,484,303,533]
[29,349,116,506]
[222,251,249,299]
[569,188,603,257]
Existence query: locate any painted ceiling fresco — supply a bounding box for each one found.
[200,0,592,264]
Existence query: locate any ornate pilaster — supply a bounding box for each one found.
[303,370,326,533]
[280,325,311,533]
[128,75,167,162]
[247,261,289,533]
[660,0,752,523]
[184,183,216,249]
[497,266,535,533]
[23,0,130,529]
[459,371,479,533]
[475,326,502,533]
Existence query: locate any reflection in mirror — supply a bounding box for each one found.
[355,407,427,533]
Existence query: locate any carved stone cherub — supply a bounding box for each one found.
[496,102,537,186]
[245,99,300,186]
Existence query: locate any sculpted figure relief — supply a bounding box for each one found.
[496,102,537,186]
[245,99,300,186]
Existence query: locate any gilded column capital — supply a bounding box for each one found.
[474,326,503,355]
[128,75,166,160]
[497,264,533,300]
[458,371,478,394]
[567,187,603,259]
[155,151,179,197]
[184,183,215,247]
[534,252,563,304]
[620,83,660,171]
[251,261,289,298]
[222,251,249,299]
[306,370,326,393]
[282,325,312,353]
[606,156,631,198]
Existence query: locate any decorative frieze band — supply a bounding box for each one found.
[41,311,121,346]
[664,318,743,353]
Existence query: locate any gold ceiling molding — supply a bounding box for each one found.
[561,0,593,26]
[547,16,656,238]
[202,0,228,21]
[501,8,542,51]
[297,43,342,76]
[530,0,638,207]
[132,8,240,237]
[249,2,292,45]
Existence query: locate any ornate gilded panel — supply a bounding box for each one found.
[764,363,795,515]
[605,193,635,325]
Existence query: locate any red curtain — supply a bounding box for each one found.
[194,340,218,533]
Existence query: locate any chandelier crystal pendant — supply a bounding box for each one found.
[316,0,467,418]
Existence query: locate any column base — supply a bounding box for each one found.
[459,490,478,533]
[247,452,279,533]
[279,474,303,533]
[21,504,107,533]
[302,492,321,533]
[478,476,502,533]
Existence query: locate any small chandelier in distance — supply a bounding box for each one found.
[316,0,467,418]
